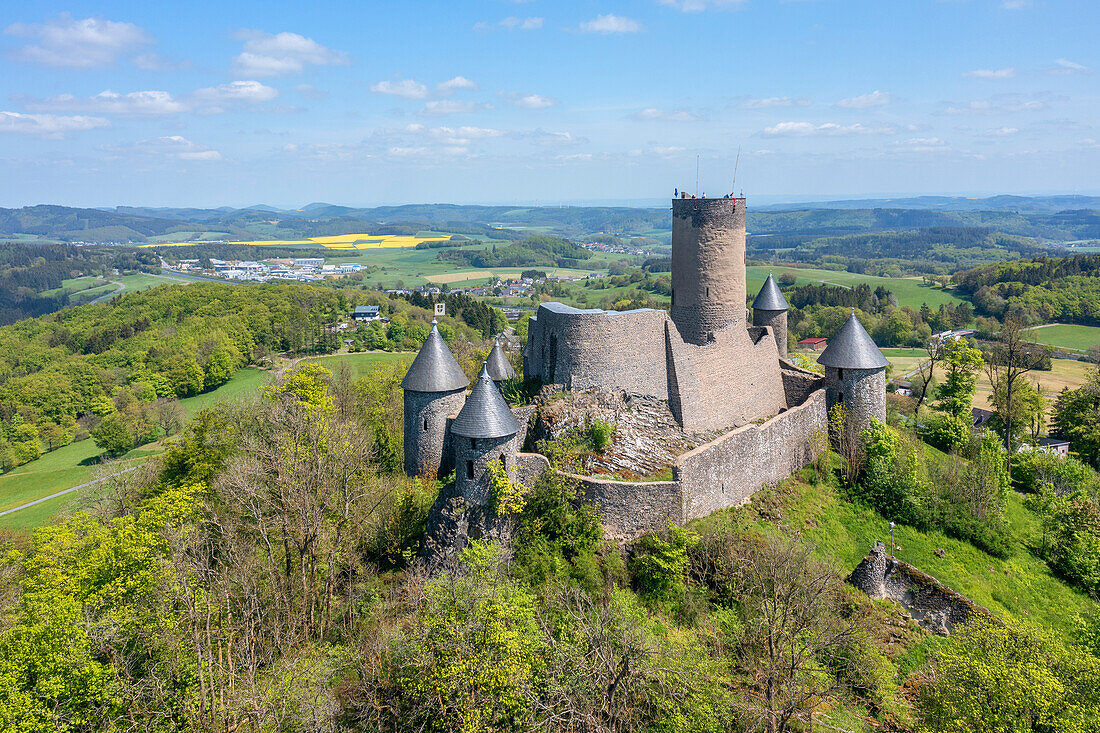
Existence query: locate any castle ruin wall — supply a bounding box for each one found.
[675,389,827,521]
[404,388,466,478]
[826,366,886,432]
[780,362,826,408]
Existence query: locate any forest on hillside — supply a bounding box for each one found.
[955,255,1100,324]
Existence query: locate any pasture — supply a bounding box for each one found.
[746,266,966,309]
[145,233,452,250]
[298,351,414,379]
[1023,323,1100,353]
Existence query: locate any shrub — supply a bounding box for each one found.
[630,524,699,604]
[588,419,614,453]
[919,412,971,453]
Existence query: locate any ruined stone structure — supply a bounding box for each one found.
[408,194,888,553]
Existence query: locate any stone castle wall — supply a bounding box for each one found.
[849,542,993,635]
[677,389,827,521]
[404,388,466,478]
[523,303,670,399]
[665,320,787,433]
[670,197,746,344]
[781,361,826,406]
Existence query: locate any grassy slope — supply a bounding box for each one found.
[691,472,1097,638]
[1024,324,1100,353]
[298,351,413,379]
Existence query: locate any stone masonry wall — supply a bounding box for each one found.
[781,362,826,408]
[524,303,670,399]
[670,197,746,345]
[404,388,466,478]
[665,320,787,433]
[849,542,993,635]
[676,389,827,521]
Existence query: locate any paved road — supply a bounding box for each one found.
[0,465,139,518]
[88,281,125,304]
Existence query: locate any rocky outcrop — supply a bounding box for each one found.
[849,542,993,635]
[420,482,517,568]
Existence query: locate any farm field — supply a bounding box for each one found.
[880,348,929,377]
[746,266,965,309]
[1023,323,1100,353]
[298,351,414,379]
[974,357,1094,419]
[146,233,452,250]
[425,267,592,285]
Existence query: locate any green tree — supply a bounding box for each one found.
[202,348,235,390]
[938,336,984,418]
[1052,368,1100,467]
[918,617,1100,733]
[92,412,134,456]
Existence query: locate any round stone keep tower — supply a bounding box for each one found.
[670,196,747,345]
[817,312,888,432]
[753,273,789,358]
[451,364,521,506]
[402,322,470,478]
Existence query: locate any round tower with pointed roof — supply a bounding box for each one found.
[753,273,789,358]
[451,363,521,506]
[402,322,470,478]
[817,312,888,431]
[485,340,515,383]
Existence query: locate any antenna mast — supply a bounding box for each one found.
[695,155,700,197]
[731,146,741,196]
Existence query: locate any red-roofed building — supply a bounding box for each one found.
[798,337,828,351]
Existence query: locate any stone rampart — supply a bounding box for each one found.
[780,361,826,407]
[676,389,827,520]
[524,303,670,398]
[849,542,994,635]
[665,321,787,433]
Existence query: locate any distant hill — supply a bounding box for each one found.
[758,194,1100,213]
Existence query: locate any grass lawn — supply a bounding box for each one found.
[746,266,966,309]
[299,351,414,379]
[882,348,930,379]
[973,357,1093,420]
[1023,323,1100,353]
[691,472,1097,638]
[178,366,273,415]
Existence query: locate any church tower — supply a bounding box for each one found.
[670,196,747,345]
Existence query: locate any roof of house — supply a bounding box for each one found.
[485,342,515,382]
[353,305,380,314]
[1039,436,1070,447]
[817,313,889,369]
[451,364,520,439]
[401,323,470,393]
[799,337,828,344]
[753,273,789,311]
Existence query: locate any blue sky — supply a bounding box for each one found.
[0,0,1096,208]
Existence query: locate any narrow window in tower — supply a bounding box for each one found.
[670,288,674,305]
[423,417,429,431]
[838,392,844,403]
[705,286,709,299]
[470,437,476,449]
[838,368,844,380]
[466,460,474,479]
[499,453,506,470]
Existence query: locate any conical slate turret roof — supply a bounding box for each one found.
[818,312,889,369]
[485,341,515,382]
[401,323,470,393]
[753,273,788,311]
[451,363,520,439]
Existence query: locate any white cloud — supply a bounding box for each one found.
[500,92,556,109]
[762,121,896,137]
[633,108,698,121]
[964,67,1016,79]
[651,146,686,156]
[406,124,503,145]
[232,30,348,76]
[836,90,891,108]
[1050,58,1089,75]
[658,0,746,11]
[578,14,642,33]
[389,146,429,157]
[138,137,223,161]
[985,126,1019,136]
[739,96,811,109]
[942,95,1048,114]
[420,100,482,116]
[499,16,543,30]
[529,130,586,146]
[4,14,150,68]
[25,90,186,116]
[0,111,109,137]
[894,137,948,152]
[437,76,478,94]
[191,81,279,113]
[371,79,429,99]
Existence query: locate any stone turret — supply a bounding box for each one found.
[818,312,888,432]
[485,341,515,383]
[670,197,747,345]
[402,322,469,478]
[451,363,521,506]
[753,273,789,358]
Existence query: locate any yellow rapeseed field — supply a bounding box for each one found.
[142,234,449,250]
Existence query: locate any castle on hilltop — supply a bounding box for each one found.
[405,194,888,549]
